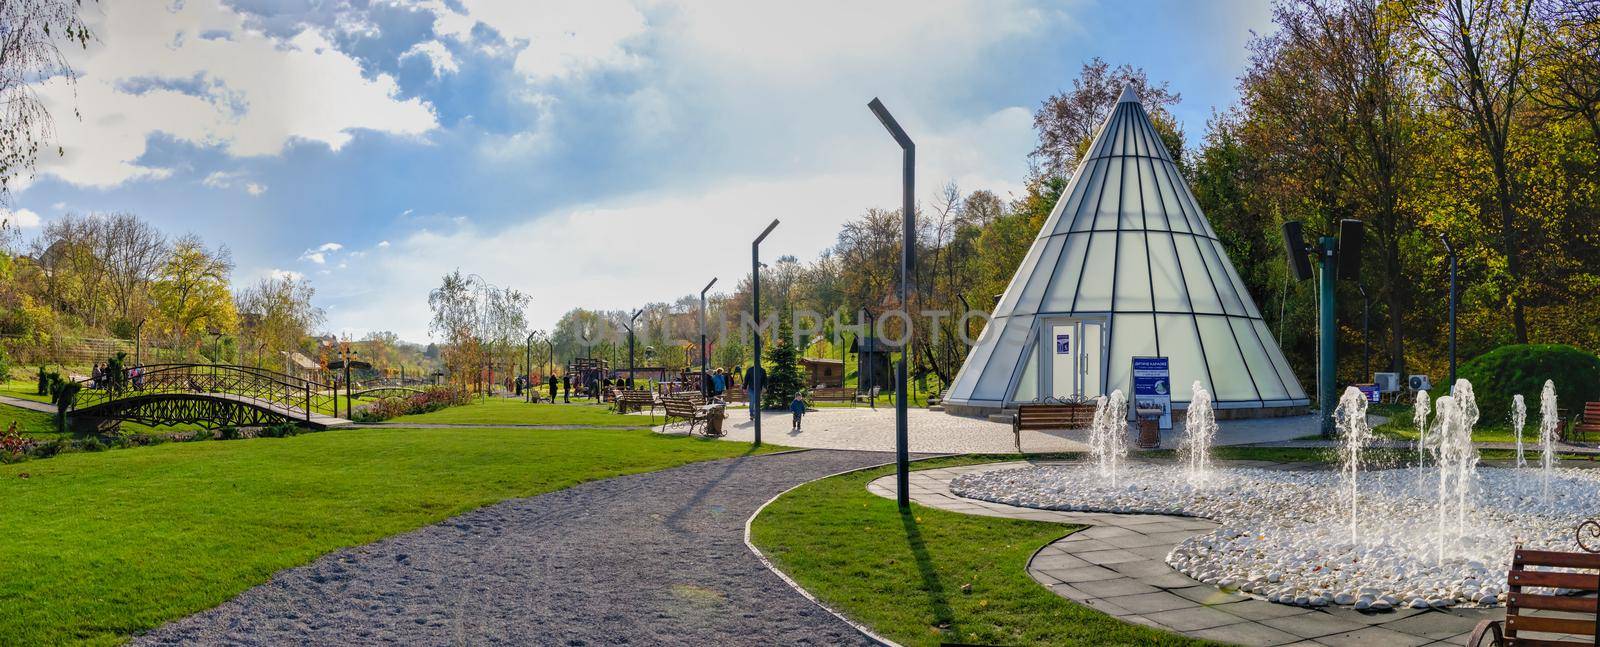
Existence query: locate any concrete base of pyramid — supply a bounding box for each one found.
[942,400,1309,423]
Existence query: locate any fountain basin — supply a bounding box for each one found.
[951,461,1600,609]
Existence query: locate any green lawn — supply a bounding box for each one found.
[0,426,783,645]
[386,397,656,426]
[0,377,53,403]
[751,456,1209,646]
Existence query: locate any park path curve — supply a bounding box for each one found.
[134,449,892,646]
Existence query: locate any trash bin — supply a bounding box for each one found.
[1135,407,1162,449]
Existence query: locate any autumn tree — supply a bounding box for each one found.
[1031,57,1185,179]
[1404,0,1538,343]
[0,0,94,208]
[234,275,322,369]
[150,235,236,356]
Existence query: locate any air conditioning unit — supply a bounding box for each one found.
[1408,375,1432,392]
[1374,373,1400,393]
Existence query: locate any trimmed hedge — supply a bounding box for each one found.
[1458,344,1600,424]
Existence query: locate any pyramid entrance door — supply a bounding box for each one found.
[1039,317,1106,401]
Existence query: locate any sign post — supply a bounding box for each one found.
[1130,356,1172,429]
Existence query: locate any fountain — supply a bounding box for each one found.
[1335,386,1372,545]
[947,376,1598,610]
[1413,390,1430,467]
[1180,381,1218,484]
[1088,390,1129,486]
[1540,380,1559,500]
[1512,394,1527,468]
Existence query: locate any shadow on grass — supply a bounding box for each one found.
[899,509,955,631]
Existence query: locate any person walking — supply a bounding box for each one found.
[561,374,570,403]
[547,374,557,403]
[789,392,807,432]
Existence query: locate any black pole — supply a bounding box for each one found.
[628,309,642,388]
[1359,284,1370,382]
[701,278,717,398]
[1442,236,1457,387]
[869,97,913,511]
[525,333,533,402]
[752,219,779,447]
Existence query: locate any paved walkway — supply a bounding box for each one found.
[135,449,890,646]
[696,407,1325,453]
[0,393,54,413]
[869,459,1502,646]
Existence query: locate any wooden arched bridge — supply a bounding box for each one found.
[68,364,352,432]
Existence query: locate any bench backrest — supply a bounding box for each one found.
[1503,548,1600,644]
[811,387,852,400]
[663,400,700,416]
[666,393,705,407]
[618,390,654,403]
[1016,403,1098,429]
[1585,402,1600,417]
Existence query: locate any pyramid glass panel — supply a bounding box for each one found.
[944,86,1307,411]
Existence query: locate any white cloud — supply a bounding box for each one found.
[244,182,267,196]
[298,241,345,265]
[315,242,343,252]
[268,268,305,282]
[401,40,459,76]
[319,102,1032,341]
[0,208,43,229]
[451,0,647,81]
[31,1,438,188]
[202,170,267,197]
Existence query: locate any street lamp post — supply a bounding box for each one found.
[525,331,536,403]
[861,308,876,410]
[1358,284,1370,383]
[868,97,914,510]
[1441,236,1458,387]
[626,309,643,388]
[752,219,780,448]
[700,277,717,398]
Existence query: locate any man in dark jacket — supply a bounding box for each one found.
[561,374,571,402]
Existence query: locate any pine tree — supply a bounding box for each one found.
[762,314,805,409]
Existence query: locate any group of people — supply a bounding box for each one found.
[88,362,145,390]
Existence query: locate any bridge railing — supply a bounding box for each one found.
[72,364,339,421]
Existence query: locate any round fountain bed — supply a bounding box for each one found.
[951,460,1600,610]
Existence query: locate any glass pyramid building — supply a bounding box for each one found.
[944,86,1307,415]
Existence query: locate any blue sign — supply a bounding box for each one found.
[1130,356,1172,429]
[1055,333,1071,354]
[1357,383,1381,403]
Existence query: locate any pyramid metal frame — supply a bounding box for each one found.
[945,87,1307,413]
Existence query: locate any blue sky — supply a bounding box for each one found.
[7,0,1273,342]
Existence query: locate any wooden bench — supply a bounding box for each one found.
[661,396,723,436]
[1571,402,1600,440]
[613,389,656,414]
[1470,546,1600,646]
[854,386,881,406]
[1012,402,1098,453]
[723,386,747,402]
[811,387,854,402]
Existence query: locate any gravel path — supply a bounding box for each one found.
[134,449,892,646]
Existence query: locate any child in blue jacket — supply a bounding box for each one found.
[790,393,807,431]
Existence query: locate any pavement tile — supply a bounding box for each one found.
[1048,565,1124,583]
[1130,544,1177,560]
[1374,610,1494,639]
[1186,621,1304,647]
[1144,606,1248,632]
[1099,533,1176,549]
[1081,597,1135,616]
[1312,625,1433,647]
[1029,553,1091,570]
[1108,559,1179,578]
[1261,612,1371,639]
[1102,591,1199,614]
[1170,584,1249,606]
[1073,577,1161,597]
[1073,549,1146,565]
[1054,538,1119,553]
[1210,600,1312,621]
[1138,572,1203,589]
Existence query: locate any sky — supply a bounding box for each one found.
[7,0,1275,343]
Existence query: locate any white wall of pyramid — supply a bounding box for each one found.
[945,87,1307,411]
